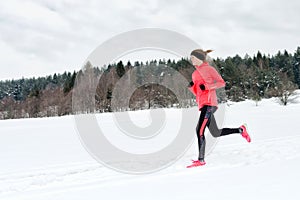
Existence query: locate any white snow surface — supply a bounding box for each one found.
[0,97,300,200]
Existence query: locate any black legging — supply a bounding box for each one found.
[196,105,241,161]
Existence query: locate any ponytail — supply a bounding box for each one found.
[205,49,213,54]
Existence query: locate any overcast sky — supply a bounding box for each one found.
[0,0,299,80]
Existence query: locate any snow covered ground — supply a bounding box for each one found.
[0,97,300,200]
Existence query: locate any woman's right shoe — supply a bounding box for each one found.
[240,124,251,143]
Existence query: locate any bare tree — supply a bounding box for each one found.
[277,73,297,106]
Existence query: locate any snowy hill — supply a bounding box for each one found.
[0,97,300,200]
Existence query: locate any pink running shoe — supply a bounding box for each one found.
[186,160,206,168]
[240,124,251,143]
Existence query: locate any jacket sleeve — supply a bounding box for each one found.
[205,67,225,90]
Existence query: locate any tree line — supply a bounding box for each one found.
[0,47,299,119]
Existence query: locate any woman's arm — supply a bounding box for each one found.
[203,67,225,90]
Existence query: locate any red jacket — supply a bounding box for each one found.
[189,62,225,110]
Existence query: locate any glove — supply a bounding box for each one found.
[199,84,205,91]
[188,81,194,87]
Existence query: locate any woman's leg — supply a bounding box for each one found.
[208,107,242,137]
[196,106,210,161]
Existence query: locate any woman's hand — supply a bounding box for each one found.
[199,84,206,90]
[188,81,194,87]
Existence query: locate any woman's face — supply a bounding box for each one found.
[190,55,203,66]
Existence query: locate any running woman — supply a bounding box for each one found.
[187,49,251,168]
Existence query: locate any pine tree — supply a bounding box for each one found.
[116,61,125,78]
[53,73,58,84]
[13,84,22,101]
[293,47,300,88]
[63,72,72,93]
[256,51,263,70]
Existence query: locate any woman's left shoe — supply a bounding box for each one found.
[186,160,206,168]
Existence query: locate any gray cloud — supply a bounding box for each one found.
[0,0,299,80]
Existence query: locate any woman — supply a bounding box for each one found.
[187,49,251,168]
